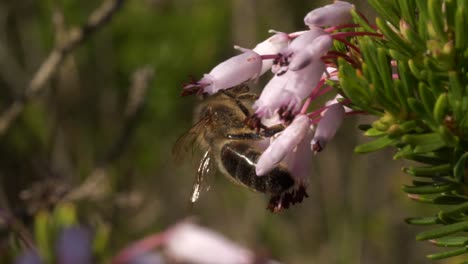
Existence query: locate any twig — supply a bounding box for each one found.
[0,209,36,251]
[0,0,126,136]
[65,66,154,201]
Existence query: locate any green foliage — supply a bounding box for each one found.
[339,0,468,261]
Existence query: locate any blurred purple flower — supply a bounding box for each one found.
[15,250,42,264]
[56,226,92,264]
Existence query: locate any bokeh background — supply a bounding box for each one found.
[0,0,449,263]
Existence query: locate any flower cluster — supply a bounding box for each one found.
[182,1,377,211]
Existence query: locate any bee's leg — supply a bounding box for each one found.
[236,93,258,101]
[226,133,262,140]
[261,124,285,137]
[227,124,284,139]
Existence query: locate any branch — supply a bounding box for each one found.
[0,0,126,136]
[65,66,154,201]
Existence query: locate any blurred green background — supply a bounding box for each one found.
[0,0,453,263]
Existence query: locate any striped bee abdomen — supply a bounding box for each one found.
[220,142,295,195]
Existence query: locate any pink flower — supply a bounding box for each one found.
[252,32,290,75]
[282,56,326,108]
[252,72,299,119]
[289,34,333,71]
[273,27,325,74]
[283,127,314,184]
[256,115,311,176]
[182,48,262,96]
[286,27,326,54]
[311,102,345,153]
[253,35,331,120]
[304,1,354,28]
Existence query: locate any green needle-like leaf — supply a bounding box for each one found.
[427,246,468,260]
[416,221,468,240]
[454,152,468,182]
[355,135,397,153]
[402,182,457,194]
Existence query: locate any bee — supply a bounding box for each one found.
[175,86,308,212]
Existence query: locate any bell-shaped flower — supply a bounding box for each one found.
[304,1,354,28]
[165,223,253,264]
[311,102,345,153]
[15,250,42,264]
[273,27,325,74]
[289,34,333,71]
[285,57,326,105]
[261,35,331,119]
[283,126,314,184]
[252,72,298,119]
[286,27,325,54]
[182,48,262,96]
[252,32,290,75]
[256,115,310,176]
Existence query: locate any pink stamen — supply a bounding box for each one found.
[313,85,333,100]
[310,116,322,125]
[322,51,359,68]
[300,79,326,114]
[357,11,369,23]
[307,105,328,119]
[324,23,360,33]
[392,73,399,79]
[260,54,279,60]
[334,38,360,53]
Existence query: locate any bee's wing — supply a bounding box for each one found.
[173,116,210,163]
[190,148,214,204]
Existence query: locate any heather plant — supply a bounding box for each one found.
[2,0,468,263]
[339,0,468,261]
[181,0,468,261]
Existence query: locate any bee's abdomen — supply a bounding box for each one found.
[220,142,294,194]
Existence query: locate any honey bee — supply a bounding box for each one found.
[175,86,308,212]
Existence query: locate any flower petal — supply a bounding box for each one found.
[289,34,333,71]
[304,1,354,27]
[311,103,345,152]
[256,115,310,176]
[184,49,262,95]
[253,32,290,75]
[252,72,292,118]
[283,126,314,184]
